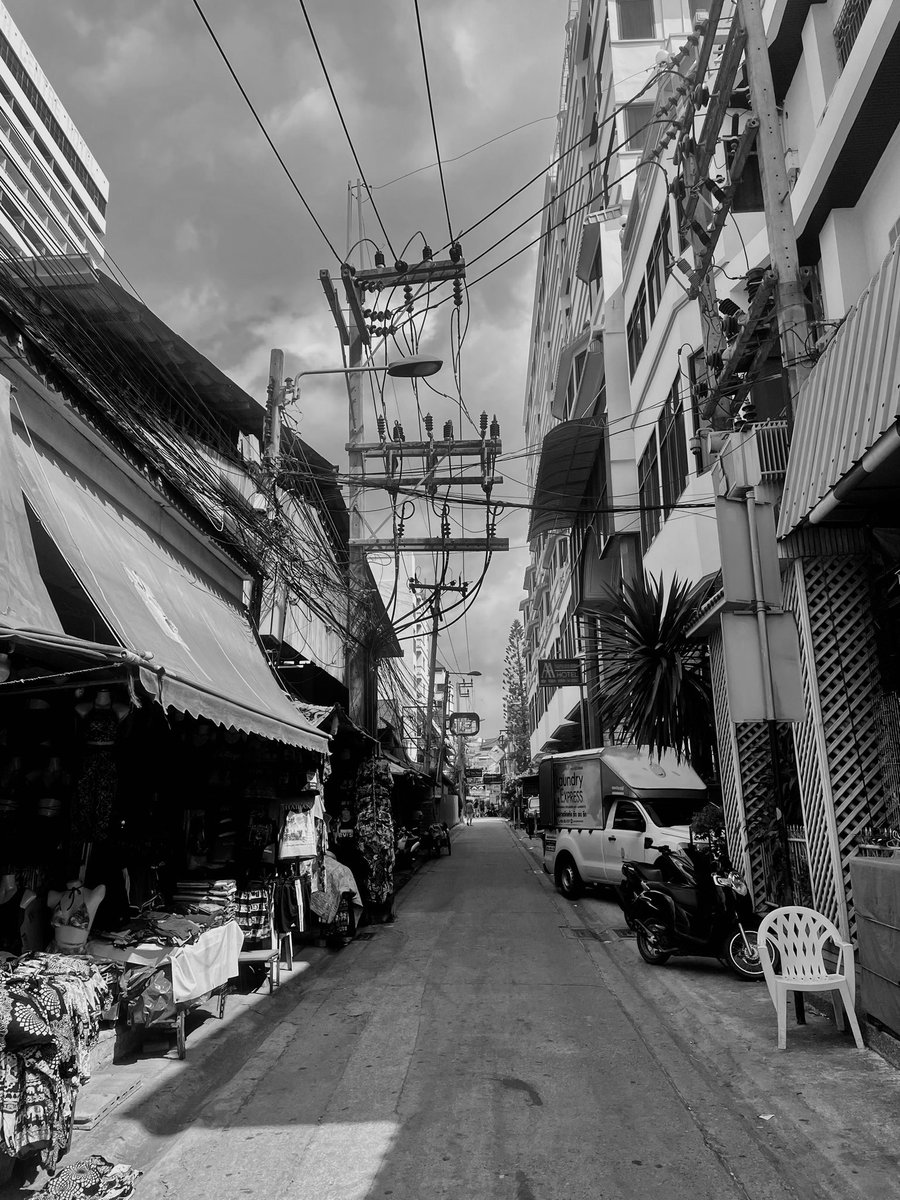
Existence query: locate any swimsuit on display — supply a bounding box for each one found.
[51,890,90,930]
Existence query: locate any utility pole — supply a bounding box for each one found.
[263,349,287,653]
[412,578,468,774]
[737,0,811,419]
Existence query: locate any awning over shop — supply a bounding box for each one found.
[779,238,900,535]
[13,436,327,752]
[528,420,604,542]
[0,385,63,634]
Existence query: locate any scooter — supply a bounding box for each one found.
[620,842,764,981]
[394,827,422,870]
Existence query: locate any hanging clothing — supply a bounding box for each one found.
[354,757,395,913]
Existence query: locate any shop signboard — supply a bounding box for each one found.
[482,772,502,785]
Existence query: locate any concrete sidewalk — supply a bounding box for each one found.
[512,824,900,1197]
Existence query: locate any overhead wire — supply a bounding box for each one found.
[295,0,398,260]
[190,0,341,260]
[412,0,454,244]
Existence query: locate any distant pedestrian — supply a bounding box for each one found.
[524,811,536,838]
[464,799,474,826]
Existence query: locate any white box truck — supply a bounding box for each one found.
[539,746,708,898]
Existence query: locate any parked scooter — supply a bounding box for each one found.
[619,841,764,981]
[394,826,422,871]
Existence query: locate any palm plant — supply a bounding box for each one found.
[594,572,715,768]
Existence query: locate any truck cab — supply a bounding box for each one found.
[538,747,708,898]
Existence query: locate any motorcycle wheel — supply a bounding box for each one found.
[724,928,764,981]
[636,926,672,965]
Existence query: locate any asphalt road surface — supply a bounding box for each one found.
[30,818,897,1200]
[124,818,803,1200]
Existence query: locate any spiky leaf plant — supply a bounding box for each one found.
[594,572,715,765]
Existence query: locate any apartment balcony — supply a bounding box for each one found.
[834,0,873,67]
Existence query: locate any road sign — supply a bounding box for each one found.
[538,658,582,687]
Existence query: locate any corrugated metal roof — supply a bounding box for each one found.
[778,239,900,536]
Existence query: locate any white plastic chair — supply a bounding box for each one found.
[757,906,864,1050]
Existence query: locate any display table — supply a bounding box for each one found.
[86,920,244,1056]
[87,920,244,1002]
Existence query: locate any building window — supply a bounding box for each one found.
[645,204,672,322]
[658,379,689,513]
[623,103,654,151]
[616,0,656,40]
[638,432,661,553]
[0,30,107,216]
[626,281,648,377]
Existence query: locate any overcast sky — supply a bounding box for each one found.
[6,0,568,733]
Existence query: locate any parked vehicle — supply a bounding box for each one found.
[539,747,708,897]
[620,842,764,980]
[420,822,452,858]
[395,827,422,870]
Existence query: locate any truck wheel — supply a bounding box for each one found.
[556,854,582,899]
[636,927,671,965]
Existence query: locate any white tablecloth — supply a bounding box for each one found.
[87,920,244,1003]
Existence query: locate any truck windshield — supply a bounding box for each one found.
[641,798,706,828]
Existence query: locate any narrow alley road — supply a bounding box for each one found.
[141,817,755,1200]
[23,820,900,1200]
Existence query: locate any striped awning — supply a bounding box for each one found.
[778,239,900,535]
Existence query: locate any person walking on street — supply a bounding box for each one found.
[464,799,474,826]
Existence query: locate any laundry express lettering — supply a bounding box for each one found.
[554,767,587,823]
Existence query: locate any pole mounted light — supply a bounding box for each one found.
[286,355,443,402]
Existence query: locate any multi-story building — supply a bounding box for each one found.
[522,0,709,761]
[0,3,107,260]
[525,0,900,937]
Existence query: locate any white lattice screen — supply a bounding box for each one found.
[784,556,886,938]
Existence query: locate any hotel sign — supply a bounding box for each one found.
[538,658,582,688]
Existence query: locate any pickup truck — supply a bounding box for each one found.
[538,746,708,897]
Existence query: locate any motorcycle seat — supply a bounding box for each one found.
[628,864,664,882]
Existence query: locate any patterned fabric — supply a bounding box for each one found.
[235,889,270,943]
[354,757,395,908]
[34,1154,141,1198]
[0,955,112,1168]
[72,750,116,842]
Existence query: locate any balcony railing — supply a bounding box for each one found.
[834,0,872,67]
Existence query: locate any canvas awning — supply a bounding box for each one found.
[13,435,327,752]
[528,420,604,542]
[0,385,63,634]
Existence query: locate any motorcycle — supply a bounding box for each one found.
[418,822,452,858]
[394,826,422,870]
[619,841,764,981]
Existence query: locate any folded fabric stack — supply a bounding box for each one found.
[171,879,236,923]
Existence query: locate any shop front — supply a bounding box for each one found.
[0,386,334,1178]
